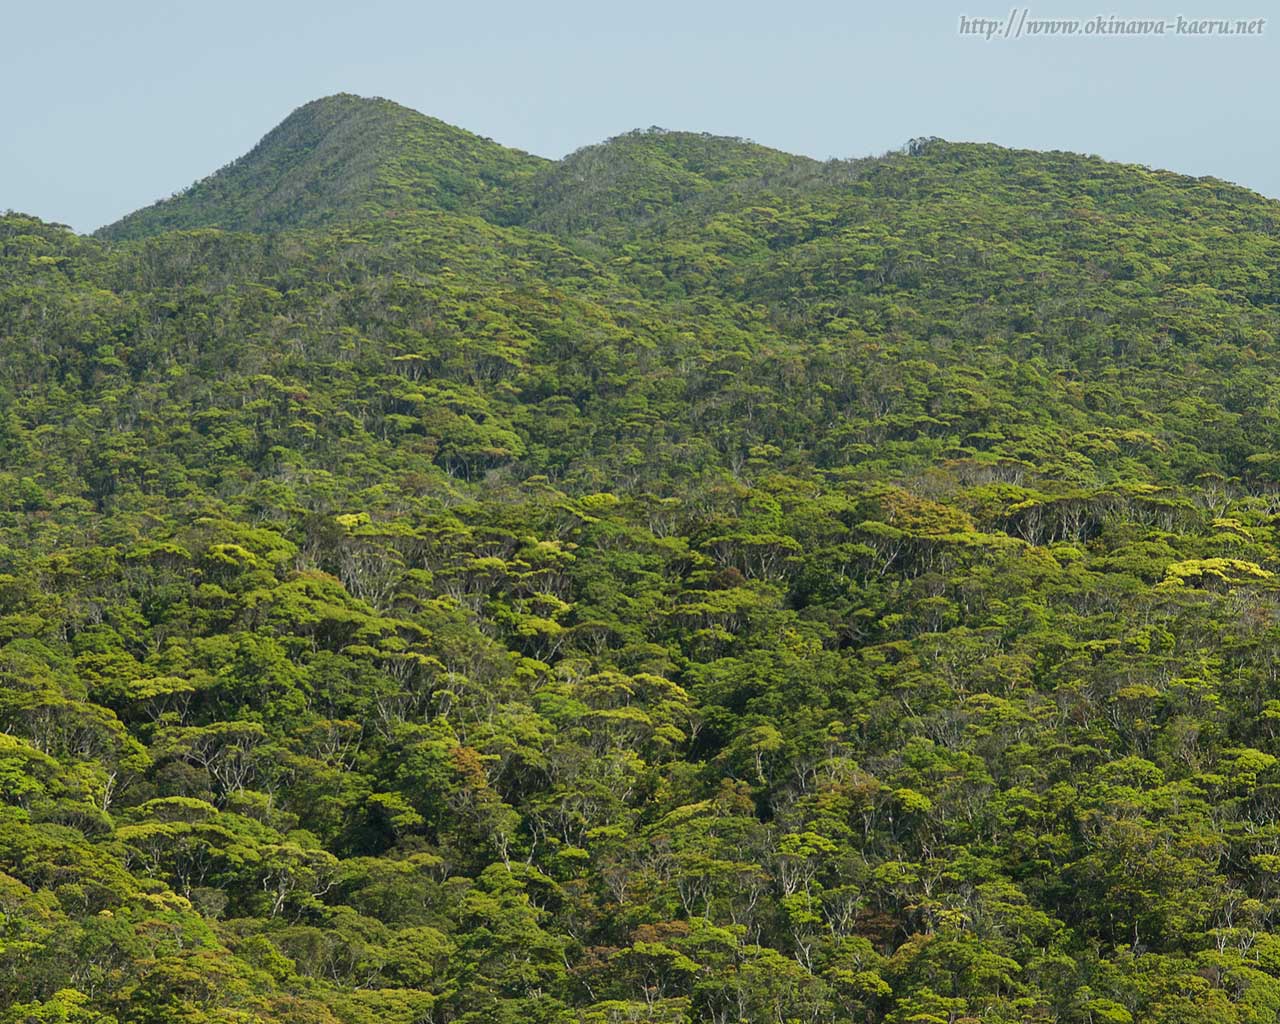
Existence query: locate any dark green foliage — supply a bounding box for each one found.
[5,95,1280,1022]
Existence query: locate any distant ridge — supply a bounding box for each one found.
[94,92,1277,251]
[516,127,821,238]
[95,94,548,240]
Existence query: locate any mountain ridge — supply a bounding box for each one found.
[91,93,1280,245]
[94,93,549,240]
[92,93,1280,247]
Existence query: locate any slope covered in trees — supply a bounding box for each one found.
[4,95,1280,1023]
[97,95,548,240]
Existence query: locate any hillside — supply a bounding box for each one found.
[514,127,822,239]
[95,94,549,239]
[5,97,1280,1023]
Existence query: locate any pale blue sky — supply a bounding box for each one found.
[3,0,1276,233]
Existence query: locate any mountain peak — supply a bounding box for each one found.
[517,127,819,237]
[95,94,548,240]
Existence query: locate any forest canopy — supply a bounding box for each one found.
[4,93,1280,1022]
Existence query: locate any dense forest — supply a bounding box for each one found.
[5,93,1280,1022]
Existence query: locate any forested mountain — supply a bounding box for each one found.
[97,95,548,240]
[5,94,1280,1023]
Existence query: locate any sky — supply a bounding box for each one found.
[3,0,1276,234]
